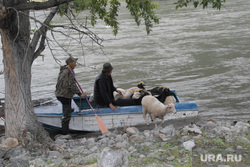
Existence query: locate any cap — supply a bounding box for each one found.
[102,62,113,72]
[66,57,78,65]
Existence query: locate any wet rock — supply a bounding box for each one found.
[98,147,128,167]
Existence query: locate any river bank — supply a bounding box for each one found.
[0,118,249,167]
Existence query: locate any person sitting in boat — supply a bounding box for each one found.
[93,62,122,110]
[55,57,87,135]
[94,63,148,110]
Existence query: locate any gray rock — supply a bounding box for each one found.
[108,139,115,147]
[29,158,47,167]
[115,134,124,142]
[80,138,87,145]
[98,147,128,167]
[90,146,99,153]
[181,136,189,142]
[225,147,234,153]
[122,140,129,148]
[236,145,243,154]
[0,144,7,158]
[115,142,126,149]
[188,124,202,135]
[126,127,136,135]
[87,138,96,148]
[202,121,217,131]
[0,158,3,167]
[100,137,109,145]
[48,151,62,158]
[69,155,86,165]
[212,126,232,141]
[183,140,195,151]
[128,146,135,152]
[54,134,72,140]
[54,138,65,145]
[237,136,250,144]
[233,121,250,135]
[143,130,152,138]
[8,155,29,167]
[160,124,176,136]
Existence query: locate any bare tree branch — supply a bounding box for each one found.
[13,0,74,11]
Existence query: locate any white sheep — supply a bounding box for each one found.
[132,89,152,99]
[164,96,176,104]
[114,87,140,100]
[123,87,140,99]
[141,95,177,128]
[113,88,126,101]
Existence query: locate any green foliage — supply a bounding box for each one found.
[175,0,226,10]
[104,0,120,35]
[57,0,159,35]
[126,0,159,35]
[86,157,98,164]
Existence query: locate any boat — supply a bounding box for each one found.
[34,90,199,132]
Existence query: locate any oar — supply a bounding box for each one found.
[67,65,109,134]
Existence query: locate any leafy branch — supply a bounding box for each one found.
[175,0,226,10]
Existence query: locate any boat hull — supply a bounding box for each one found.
[35,96,199,132]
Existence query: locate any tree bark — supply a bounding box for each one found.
[1,3,53,151]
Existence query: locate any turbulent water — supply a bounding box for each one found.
[0,0,249,122]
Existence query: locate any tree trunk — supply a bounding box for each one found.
[1,5,53,151]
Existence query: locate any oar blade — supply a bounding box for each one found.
[95,114,109,134]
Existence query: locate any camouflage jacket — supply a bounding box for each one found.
[55,65,81,99]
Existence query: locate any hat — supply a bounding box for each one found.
[102,63,113,72]
[66,57,78,65]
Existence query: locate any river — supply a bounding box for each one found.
[0,0,249,122]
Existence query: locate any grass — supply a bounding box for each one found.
[85,157,98,165]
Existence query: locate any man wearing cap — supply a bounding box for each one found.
[94,63,122,110]
[55,56,87,135]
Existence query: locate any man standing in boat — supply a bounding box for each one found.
[55,57,87,135]
[94,63,122,110]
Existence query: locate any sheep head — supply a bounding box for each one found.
[166,103,177,114]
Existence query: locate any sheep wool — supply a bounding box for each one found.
[142,95,176,128]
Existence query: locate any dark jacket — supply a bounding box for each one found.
[55,65,81,99]
[94,71,116,106]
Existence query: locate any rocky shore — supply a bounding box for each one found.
[0,120,249,167]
